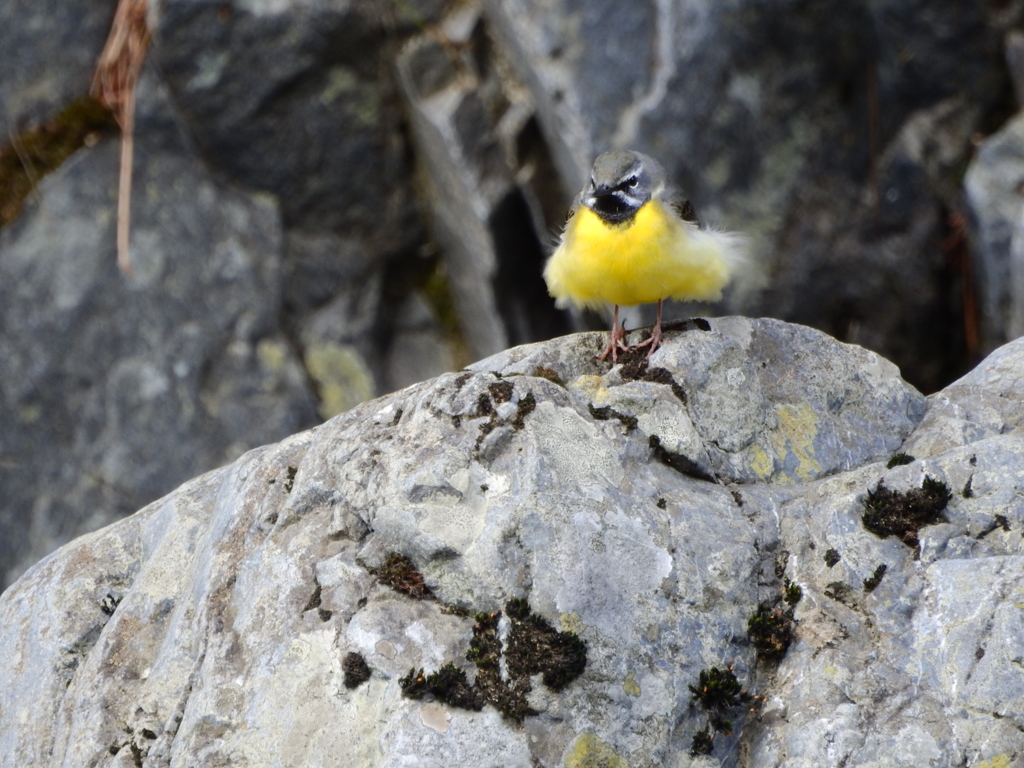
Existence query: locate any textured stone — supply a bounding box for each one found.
[7,321,1021,767]
[0,79,318,588]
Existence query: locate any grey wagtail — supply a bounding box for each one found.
[544,150,746,362]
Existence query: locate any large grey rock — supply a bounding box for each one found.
[8,319,1022,767]
[0,76,318,589]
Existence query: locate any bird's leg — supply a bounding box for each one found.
[634,299,665,358]
[597,304,629,363]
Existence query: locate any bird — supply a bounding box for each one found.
[544,150,747,363]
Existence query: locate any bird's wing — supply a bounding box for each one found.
[662,181,701,227]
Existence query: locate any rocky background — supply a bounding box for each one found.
[3,0,1024,590]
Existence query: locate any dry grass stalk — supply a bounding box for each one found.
[91,0,151,276]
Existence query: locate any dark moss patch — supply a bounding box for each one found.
[0,96,118,228]
[783,580,803,606]
[615,352,688,403]
[687,664,757,754]
[390,408,404,426]
[731,489,744,507]
[824,548,841,567]
[531,366,564,387]
[100,593,121,616]
[863,564,887,593]
[367,553,435,600]
[748,602,795,663]
[886,452,915,469]
[963,475,974,498]
[642,366,688,404]
[657,497,667,509]
[824,581,856,605]
[589,403,638,431]
[283,466,297,493]
[690,728,715,756]
[510,392,536,430]
[689,666,751,728]
[488,380,514,404]
[472,383,535,453]
[616,345,652,378]
[343,652,372,689]
[303,580,333,622]
[400,663,483,710]
[862,476,952,548]
[475,393,495,419]
[468,609,536,721]
[505,599,587,691]
[996,514,1010,531]
[399,598,586,723]
[649,435,716,482]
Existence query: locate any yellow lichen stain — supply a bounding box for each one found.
[622,671,640,696]
[256,338,287,373]
[569,375,607,403]
[974,755,1011,768]
[564,732,628,768]
[748,443,774,480]
[770,402,823,483]
[560,612,585,635]
[18,404,41,423]
[304,342,374,420]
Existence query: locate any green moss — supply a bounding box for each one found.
[862,476,952,548]
[283,466,297,493]
[783,580,803,606]
[824,548,841,567]
[748,602,795,663]
[0,95,117,228]
[690,727,715,756]
[687,664,757,753]
[689,666,750,723]
[886,452,915,469]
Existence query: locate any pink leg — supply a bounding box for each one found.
[633,300,664,358]
[597,305,629,363]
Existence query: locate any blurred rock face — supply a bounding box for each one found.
[1,0,1022,588]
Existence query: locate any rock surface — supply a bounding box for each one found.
[2,319,1022,767]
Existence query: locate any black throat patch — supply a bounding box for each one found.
[588,192,639,225]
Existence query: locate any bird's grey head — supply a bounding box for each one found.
[582,150,665,225]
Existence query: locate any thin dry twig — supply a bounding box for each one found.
[91,0,150,276]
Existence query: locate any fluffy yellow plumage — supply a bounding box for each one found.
[544,150,745,362]
[545,203,732,309]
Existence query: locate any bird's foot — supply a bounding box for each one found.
[597,320,630,363]
[633,324,664,359]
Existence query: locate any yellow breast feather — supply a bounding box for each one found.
[544,201,739,309]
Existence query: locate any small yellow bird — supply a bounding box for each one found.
[544,150,746,362]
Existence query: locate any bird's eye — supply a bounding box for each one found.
[626,176,639,189]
